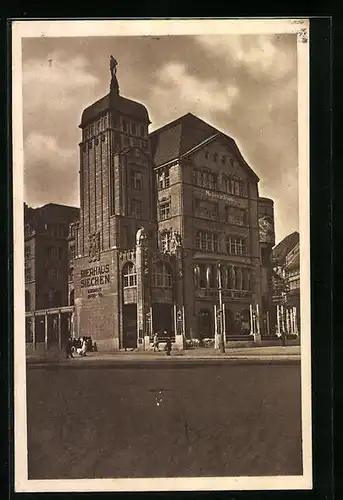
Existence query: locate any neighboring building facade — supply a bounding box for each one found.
[68,67,275,350]
[272,231,300,334]
[24,203,80,341]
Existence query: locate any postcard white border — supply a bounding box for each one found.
[12,18,311,492]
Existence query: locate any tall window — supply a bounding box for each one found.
[153,262,172,287]
[123,262,137,288]
[131,200,142,219]
[192,169,217,190]
[225,206,246,226]
[225,176,244,196]
[122,119,129,133]
[159,199,171,220]
[131,171,143,191]
[196,231,218,252]
[157,167,170,190]
[227,236,247,255]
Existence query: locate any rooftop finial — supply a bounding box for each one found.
[109,55,119,95]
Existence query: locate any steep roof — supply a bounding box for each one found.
[273,231,299,264]
[80,93,150,128]
[285,251,300,271]
[149,113,258,180]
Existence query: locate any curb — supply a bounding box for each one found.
[26,356,301,369]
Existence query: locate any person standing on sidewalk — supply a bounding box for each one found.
[281,329,287,347]
[153,333,159,352]
[65,336,74,359]
[165,332,172,356]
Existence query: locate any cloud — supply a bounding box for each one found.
[149,62,239,129]
[22,51,101,142]
[195,34,295,80]
[24,132,79,207]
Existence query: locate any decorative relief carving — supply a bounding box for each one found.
[88,232,100,262]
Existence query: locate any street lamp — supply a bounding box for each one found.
[217,262,225,353]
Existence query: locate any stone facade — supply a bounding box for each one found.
[69,84,275,350]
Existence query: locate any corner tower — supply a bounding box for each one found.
[72,59,157,350]
[77,58,156,257]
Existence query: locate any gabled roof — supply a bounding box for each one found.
[149,113,259,180]
[273,231,299,263]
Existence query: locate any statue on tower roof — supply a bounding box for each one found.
[109,55,119,95]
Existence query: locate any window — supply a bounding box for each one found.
[195,199,218,220]
[123,136,130,147]
[131,171,143,191]
[25,244,31,259]
[227,236,247,255]
[221,155,226,165]
[195,231,218,252]
[159,200,171,220]
[213,153,218,162]
[131,200,142,219]
[192,169,217,190]
[204,151,209,160]
[225,176,244,196]
[225,206,246,226]
[123,262,137,288]
[122,119,129,133]
[131,122,137,135]
[139,125,145,137]
[153,262,172,287]
[157,167,170,190]
[25,266,32,282]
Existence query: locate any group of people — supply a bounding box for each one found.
[153,329,172,356]
[65,336,88,358]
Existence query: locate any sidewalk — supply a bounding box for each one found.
[26,345,301,367]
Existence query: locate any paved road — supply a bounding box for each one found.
[26,361,302,479]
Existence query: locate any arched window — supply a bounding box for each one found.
[25,290,31,312]
[123,262,137,288]
[153,262,172,287]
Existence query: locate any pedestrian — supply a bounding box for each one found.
[65,336,74,359]
[165,331,172,356]
[153,332,159,352]
[281,329,287,347]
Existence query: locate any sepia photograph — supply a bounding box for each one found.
[12,18,311,492]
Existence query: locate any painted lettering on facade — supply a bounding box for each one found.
[80,264,110,288]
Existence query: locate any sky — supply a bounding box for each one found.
[22,33,299,244]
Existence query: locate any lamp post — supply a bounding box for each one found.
[217,262,225,353]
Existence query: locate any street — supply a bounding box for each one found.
[26,360,302,479]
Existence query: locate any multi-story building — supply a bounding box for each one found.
[67,64,275,350]
[272,231,300,334]
[24,202,80,341]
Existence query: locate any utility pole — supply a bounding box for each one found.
[218,262,225,353]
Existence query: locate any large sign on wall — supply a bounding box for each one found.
[80,264,111,299]
[258,216,275,244]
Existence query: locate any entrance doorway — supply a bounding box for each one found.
[152,303,174,337]
[123,304,137,349]
[198,309,213,339]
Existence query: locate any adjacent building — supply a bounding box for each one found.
[24,202,80,342]
[272,231,300,334]
[66,66,275,350]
